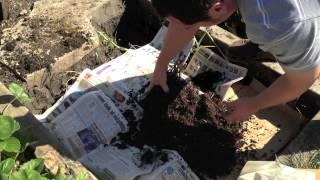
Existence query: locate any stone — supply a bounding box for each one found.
[35,145,97,179]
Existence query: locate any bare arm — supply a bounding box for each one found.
[253,65,320,110]
[226,65,320,122]
[148,20,199,92]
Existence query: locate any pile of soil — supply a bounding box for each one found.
[120,73,237,179]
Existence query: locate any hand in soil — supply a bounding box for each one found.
[225,97,259,122]
[146,69,169,93]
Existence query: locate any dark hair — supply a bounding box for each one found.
[151,0,214,25]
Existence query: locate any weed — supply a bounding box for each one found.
[98,31,128,52]
[278,151,320,169]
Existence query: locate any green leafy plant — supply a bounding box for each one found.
[98,31,128,52]
[2,83,31,115]
[0,83,67,179]
[75,172,87,180]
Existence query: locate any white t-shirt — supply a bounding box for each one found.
[238,0,320,71]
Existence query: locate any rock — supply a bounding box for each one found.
[35,145,98,179]
[19,9,28,16]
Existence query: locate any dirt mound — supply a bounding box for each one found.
[120,73,237,179]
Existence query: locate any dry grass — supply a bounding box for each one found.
[279,150,320,169]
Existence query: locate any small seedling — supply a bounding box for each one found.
[98,31,128,52]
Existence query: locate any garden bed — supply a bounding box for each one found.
[0,0,313,179]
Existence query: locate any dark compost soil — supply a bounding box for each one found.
[120,73,237,179]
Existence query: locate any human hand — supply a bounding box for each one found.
[146,69,169,93]
[224,97,260,123]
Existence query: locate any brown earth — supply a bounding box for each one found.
[0,0,161,114]
[120,72,241,179]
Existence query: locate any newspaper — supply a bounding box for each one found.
[37,68,143,123]
[81,146,155,180]
[51,91,128,159]
[38,25,201,179]
[139,150,199,180]
[81,146,199,180]
[184,47,248,99]
[93,46,159,98]
[93,25,194,99]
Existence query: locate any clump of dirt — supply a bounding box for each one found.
[192,70,225,92]
[120,73,237,179]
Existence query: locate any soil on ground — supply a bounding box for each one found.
[0,0,161,114]
[120,73,239,179]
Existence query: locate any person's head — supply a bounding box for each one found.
[151,0,237,27]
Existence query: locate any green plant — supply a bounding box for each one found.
[98,31,128,52]
[75,172,87,180]
[2,83,31,115]
[194,32,216,51]
[0,83,67,179]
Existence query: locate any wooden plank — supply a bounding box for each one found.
[200,26,241,47]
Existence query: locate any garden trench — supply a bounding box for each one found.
[0,0,317,179]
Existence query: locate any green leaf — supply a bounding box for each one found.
[54,171,66,180]
[24,169,48,180]
[0,158,15,174]
[76,172,87,180]
[8,83,31,104]
[10,169,28,180]
[11,169,48,180]
[1,174,10,180]
[20,159,44,173]
[0,116,20,140]
[0,137,21,152]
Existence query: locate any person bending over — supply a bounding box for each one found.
[147,0,320,122]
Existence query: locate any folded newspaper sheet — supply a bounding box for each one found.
[38,69,143,123]
[51,91,128,159]
[81,146,199,180]
[139,150,199,180]
[81,146,155,180]
[184,47,248,99]
[93,46,159,98]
